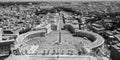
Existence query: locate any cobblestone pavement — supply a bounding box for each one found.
[20,30,92,55]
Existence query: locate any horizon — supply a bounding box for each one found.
[0,0,120,2]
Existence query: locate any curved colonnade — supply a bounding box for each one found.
[75,30,105,49]
[15,30,105,53]
[15,30,46,49]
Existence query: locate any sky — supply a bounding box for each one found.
[0,0,120,2]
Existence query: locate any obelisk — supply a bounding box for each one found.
[0,28,2,41]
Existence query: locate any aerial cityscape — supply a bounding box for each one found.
[0,1,120,60]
